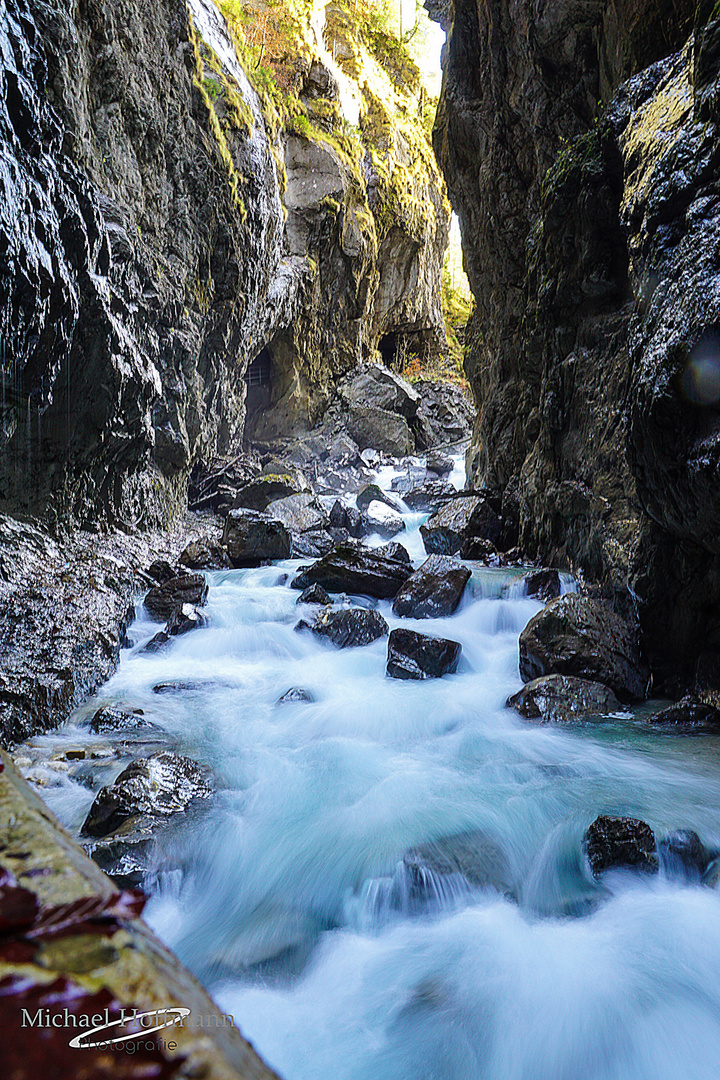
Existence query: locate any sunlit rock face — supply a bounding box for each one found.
[434,0,720,692]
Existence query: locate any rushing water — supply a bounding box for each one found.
[20,451,720,1080]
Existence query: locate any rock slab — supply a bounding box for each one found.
[386,627,462,680]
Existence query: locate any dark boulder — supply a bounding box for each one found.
[421,496,501,555]
[375,541,411,563]
[81,752,212,838]
[146,559,176,584]
[222,509,292,567]
[144,574,208,621]
[518,594,649,702]
[329,500,367,538]
[89,706,148,734]
[386,627,462,680]
[178,539,230,571]
[643,696,720,733]
[297,583,332,605]
[392,555,471,619]
[276,687,314,704]
[291,542,412,599]
[292,530,337,558]
[403,480,457,512]
[141,602,208,652]
[347,405,414,457]
[231,474,304,511]
[584,815,658,876]
[425,452,454,476]
[300,607,389,648]
[267,493,328,534]
[390,463,427,494]
[339,362,419,419]
[658,829,711,881]
[520,568,562,602]
[507,674,621,723]
[461,537,501,562]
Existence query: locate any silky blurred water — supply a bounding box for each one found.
[25,453,720,1080]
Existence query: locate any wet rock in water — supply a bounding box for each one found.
[301,607,389,648]
[144,604,208,651]
[403,830,515,901]
[81,752,212,838]
[425,452,454,477]
[347,405,415,457]
[520,568,562,602]
[329,500,367,539]
[421,496,501,555]
[89,706,147,734]
[390,463,427,495]
[267,493,328,534]
[658,830,711,881]
[584,815,658,876]
[461,537,501,563]
[386,628,462,680]
[222,509,292,567]
[339,362,420,419]
[392,555,471,619]
[276,687,315,704]
[403,480,457,512]
[356,484,404,514]
[146,559,176,584]
[85,818,156,891]
[642,696,720,733]
[231,473,305,511]
[519,594,649,702]
[291,542,412,599]
[507,674,621,723]
[297,583,332,605]
[363,501,406,538]
[178,539,230,571]
[143,574,209,621]
[374,541,411,563]
[291,530,337,558]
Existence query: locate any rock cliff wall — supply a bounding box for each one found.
[434,0,720,693]
[0,0,448,527]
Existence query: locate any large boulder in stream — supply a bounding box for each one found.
[403,480,457,512]
[518,594,649,702]
[642,696,720,734]
[346,405,415,457]
[392,555,471,619]
[81,751,212,838]
[267,493,328,534]
[301,607,389,648]
[386,627,462,680]
[222,508,292,566]
[291,542,412,599]
[178,538,231,571]
[420,496,501,555]
[507,674,621,723]
[584,815,658,876]
[143,573,208,620]
[339,363,420,419]
[363,501,406,538]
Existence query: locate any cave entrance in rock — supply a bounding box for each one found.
[245,347,273,443]
[378,332,401,370]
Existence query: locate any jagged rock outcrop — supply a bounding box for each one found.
[434,0,720,692]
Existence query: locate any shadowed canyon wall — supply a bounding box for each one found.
[0,0,448,528]
[434,0,720,693]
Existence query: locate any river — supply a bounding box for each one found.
[19,450,720,1080]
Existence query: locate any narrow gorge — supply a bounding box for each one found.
[2,0,720,1078]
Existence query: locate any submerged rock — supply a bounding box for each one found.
[143,574,209,621]
[519,568,562,602]
[386,627,462,680]
[658,830,712,882]
[584,815,658,876]
[276,687,314,704]
[296,583,332,605]
[507,674,621,723]
[643,696,720,734]
[222,509,292,566]
[302,607,389,648]
[81,752,212,838]
[291,542,412,599]
[518,594,648,702]
[403,830,515,900]
[421,496,501,555]
[392,555,471,619]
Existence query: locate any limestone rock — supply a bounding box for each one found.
[584,815,658,876]
[144,574,208,621]
[339,363,419,419]
[222,509,292,566]
[291,542,412,599]
[421,496,501,555]
[356,484,404,513]
[507,674,621,723]
[518,595,648,702]
[302,607,389,648]
[81,752,212,838]
[346,405,415,457]
[392,555,471,619]
[386,627,462,680]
